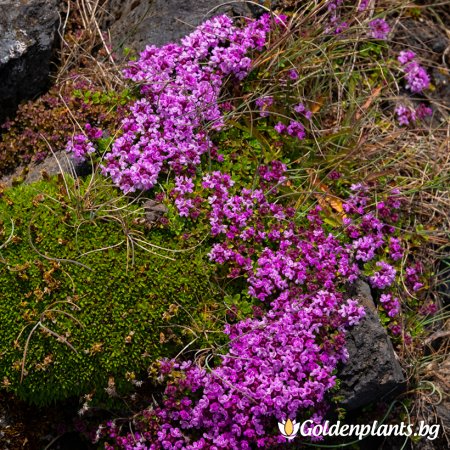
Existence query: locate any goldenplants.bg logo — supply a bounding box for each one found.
[278,419,440,441]
[278,419,301,440]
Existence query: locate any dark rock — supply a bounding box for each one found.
[72,158,93,178]
[393,18,449,62]
[103,0,253,54]
[0,407,10,447]
[0,0,60,124]
[143,199,168,225]
[0,151,91,187]
[338,280,405,410]
[0,393,95,450]
[49,432,91,450]
[20,151,74,184]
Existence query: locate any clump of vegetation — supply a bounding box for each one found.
[55,3,444,448]
[0,78,132,175]
[0,0,131,175]
[0,176,225,405]
[0,0,448,448]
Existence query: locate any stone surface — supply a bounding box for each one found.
[338,280,406,411]
[0,150,89,188]
[143,199,168,226]
[102,0,253,54]
[394,18,449,59]
[0,0,60,124]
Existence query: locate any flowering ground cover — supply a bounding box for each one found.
[0,1,449,449]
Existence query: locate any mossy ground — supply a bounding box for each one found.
[0,177,223,405]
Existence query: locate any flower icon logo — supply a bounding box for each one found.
[278,418,300,440]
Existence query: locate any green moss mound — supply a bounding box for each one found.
[0,177,219,405]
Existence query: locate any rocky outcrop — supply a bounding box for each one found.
[338,280,406,410]
[0,0,60,124]
[0,150,89,188]
[143,199,168,226]
[103,0,253,54]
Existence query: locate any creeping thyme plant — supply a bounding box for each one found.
[60,3,444,449]
[1,0,447,449]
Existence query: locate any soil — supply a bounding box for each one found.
[0,394,92,450]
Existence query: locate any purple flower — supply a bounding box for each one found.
[405,264,424,292]
[397,50,416,65]
[379,294,400,318]
[339,299,365,325]
[255,96,274,117]
[404,61,430,93]
[85,123,103,140]
[358,0,372,11]
[100,14,273,193]
[369,19,390,40]
[353,235,383,262]
[174,176,195,195]
[327,170,341,180]
[395,103,432,126]
[396,51,430,93]
[288,69,299,80]
[93,12,430,449]
[258,161,287,183]
[389,324,402,335]
[274,122,287,134]
[287,120,306,140]
[294,102,312,120]
[370,261,396,289]
[389,237,403,261]
[175,197,194,217]
[419,302,438,316]
[416,104,432,120]
[66,134,96,162]
[334,21,348,34]
[395,104,416,126]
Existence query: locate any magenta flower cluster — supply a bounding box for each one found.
[294,102,312,120]
[398,50,430,93]
[370,261,397,289]
[78,12,430,450]
[202,171,362,301]
[255,96,274,117]
[368,19,390,40]
[65,124,103,162]
[397,50,416,65]
[326,0,348,35]
[89,14,272,193]
[395,104,432,126]
[405,264,424,292]
[99,174,371,449]
[66,133,95,162]
[358,0,372,11]
[325,0,383,35]
[274,120,306,139]
[98,170,424,449]
[379,293,400,318]
[253,97,311,139]
[104,288,363,449]
[339,185,410,313]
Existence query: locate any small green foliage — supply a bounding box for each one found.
[0,177,222,405]
[0,78,133,175]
